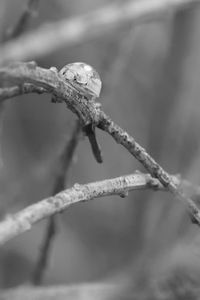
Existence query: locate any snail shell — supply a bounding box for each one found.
[59,62,102,99]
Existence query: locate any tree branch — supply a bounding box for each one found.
[0,0,198,64]
[0,173,182,245]
[0,62,96,126]
[0,61,200,226]
[0,84,47,101]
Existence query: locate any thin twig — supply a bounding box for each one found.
[0,62,199,225]
[98,112,200,224]
[4,0,39,41]
[52,121,81,192]
[0,62,100,127]
[0,0,198,64]
[0,173,183,245]
[32,215,55,285]
[32,121,81,285]
[0,84,47,101]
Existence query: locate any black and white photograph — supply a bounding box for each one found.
[0,0,199,299]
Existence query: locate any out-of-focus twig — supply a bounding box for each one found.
[0,283,124,300]
[52,122,81,193]
[4,0,40,41]
[0,0,198,65]
[32,121,81,285]
[32,216,55,285]
[0,61,200,226]
[103,25,140,105]
[0,0,40,176]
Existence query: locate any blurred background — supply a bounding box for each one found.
[0,0,200,298]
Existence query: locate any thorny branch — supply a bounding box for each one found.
[0,61,200,245]
[0,0,198,65]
